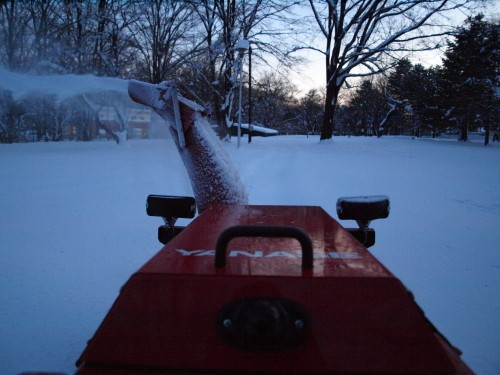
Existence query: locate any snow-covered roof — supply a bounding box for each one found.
[232,123,279,134]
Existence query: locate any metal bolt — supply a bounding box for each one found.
[294,319,304,330]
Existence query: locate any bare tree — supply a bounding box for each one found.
[306,0,480,140]
[25,0,60,67]
[0,89,23,143]
[86,0,139,77]
[187,0,304,139]
[251,71,299,131]
[127,0,197,83]
[101,2,140,78]
[56,1,97,74]
[1,1,140,76]
[298,89,324,135]
[0,1,30,70]
[21,92,59,141]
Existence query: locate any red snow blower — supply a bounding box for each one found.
[71,195,472,374]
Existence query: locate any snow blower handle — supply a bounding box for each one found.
[215,225,314,269]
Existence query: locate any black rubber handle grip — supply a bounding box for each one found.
[215,225,314,269]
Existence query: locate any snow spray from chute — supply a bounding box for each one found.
[128,80,248,213]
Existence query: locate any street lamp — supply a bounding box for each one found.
[247,43,253,143]
[235,39,249,148]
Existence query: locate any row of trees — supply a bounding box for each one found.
[0,1,497,143]
[242,14,498,141]
[0,0,306,140]
[341,15,499,144]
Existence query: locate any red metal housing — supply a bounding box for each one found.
[76,205,472,374]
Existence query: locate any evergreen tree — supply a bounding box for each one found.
[386,58,414,135]
[404,64,442,137]
[346,79,387,137]
[386,59,443,137]
[298,89,324,135]
[440,15,499,144]
[387,58,413,103]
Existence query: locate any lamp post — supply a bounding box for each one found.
[248,44,252,143]
[235,39,249,148]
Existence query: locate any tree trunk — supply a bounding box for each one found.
[459,123,468,142]
[215,100,229,140]
[98,120,120,144]
[484,125,489,146]
[484,111,490,145]
[320,84,340,140]
[216,66,235,141]
[94,0,108,75]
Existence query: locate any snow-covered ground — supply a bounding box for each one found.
[0,134,499,374]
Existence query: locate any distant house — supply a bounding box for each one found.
[58,103,184,141]
[98,106,151,139]
[97,107,122,140]
[127,108,151,138]
[230,123,279,137]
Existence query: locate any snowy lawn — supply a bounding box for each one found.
[0,135,499,374]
